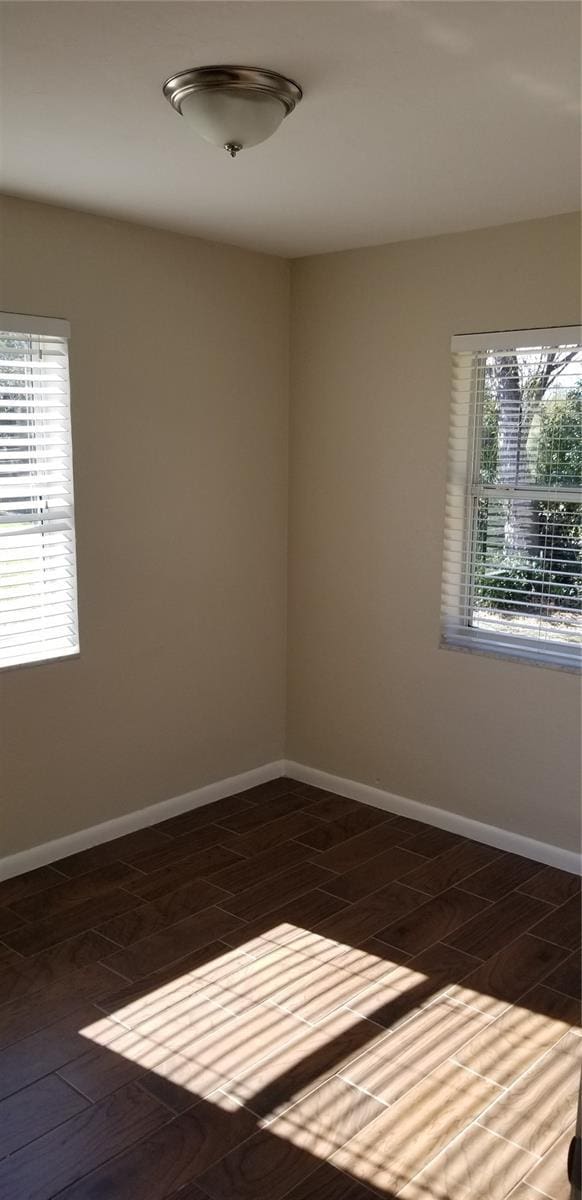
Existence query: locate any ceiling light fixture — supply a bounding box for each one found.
[163,65,302,158]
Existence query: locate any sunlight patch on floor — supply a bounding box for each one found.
[80,926,419,1112]
[78,925,581,1198]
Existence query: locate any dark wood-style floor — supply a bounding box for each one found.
[0,778,580,1200]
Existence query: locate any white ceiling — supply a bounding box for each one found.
[1,1,580,257]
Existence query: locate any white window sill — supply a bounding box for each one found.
[440,632,581,673]
[0,648,80,674]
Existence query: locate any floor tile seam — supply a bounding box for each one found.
[448,1057,509,1092]
[451,1022,582,1097]
[87,927,132,956]
[159,832,249,864]
[1,907,33,929]
[117,859,150,876]
[262,998,315,1028]
[0,955,136,1027]
[132,1073,197,1117]
[205,848,330,896]
[432,851,550,898]
[473,1116,548,1161]
[517,1186,558,1200]
[338,1008,501,1094]
[256,950,393,1017]
[94,960,218,1008]
[94,954,201,993]
[337,1007,504,1099]
[58,1032,265,1113]
[126,873,239,906]
[0,938,25,959]
[439,917,571,962]
[51,1068,104,1106]
[357,929,484,992]
[40,1104,180,1200]
[370,898,504,960]
[220,1018,387,1115]
[274,1070,393,1138]
[298,828,432,873]
[215,927,413,992]
[453,885,558,912]
[473,1027,582,1145]
[212,882,332,922]
[0,975,137,1052]
[14,873,175,923]
[317,1066,480,1197]
[453,977,581,1017]
[516,872,581,898]
[318,863,438,906]
[523,930,581,954]
[176,1002,326,1093]
[98,911,248,977]
[96,979,230,1035]
[0,1093,98,1166]
[312,878,436,926]
[226,964,374,1025]
[0,873,69,903]
[400,1115,541,1200]
[0,1043,110,1106]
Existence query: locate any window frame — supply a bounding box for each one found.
[441,325,582,672]
[0,311,79,671]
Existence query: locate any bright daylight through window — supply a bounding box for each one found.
[441,326,582,669]
[0,313,79,669]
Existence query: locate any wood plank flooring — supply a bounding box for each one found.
[0,777,580,1199]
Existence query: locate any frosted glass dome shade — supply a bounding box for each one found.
[180,88,287,151]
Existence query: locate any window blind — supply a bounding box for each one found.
[0,313,79,668]
[441,326,582,670]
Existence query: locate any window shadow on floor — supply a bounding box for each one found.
[8,903,573,1200]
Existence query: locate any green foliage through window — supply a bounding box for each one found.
[475,380,581,621]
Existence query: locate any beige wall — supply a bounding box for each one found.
[288,213,581,851]
[2,201,580,859]
[0,196,289,855]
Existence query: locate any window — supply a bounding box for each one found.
[441,325,582,670]
[0,313,79,668]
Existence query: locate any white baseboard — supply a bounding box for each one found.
[0,760,286,882]
[3,755,579,883]
[284,760,581,875]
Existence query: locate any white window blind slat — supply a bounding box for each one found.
[441,328,581,670]
[0,593,74,614]
[0,314,79,669]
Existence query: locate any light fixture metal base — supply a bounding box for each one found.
[162,65,302,117]
[224,142,243,158]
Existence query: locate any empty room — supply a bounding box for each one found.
[0,2,580,1198]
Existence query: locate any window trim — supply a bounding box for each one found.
[0,311,79,671]
[0,313,71,339]
[441,324,582,672]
